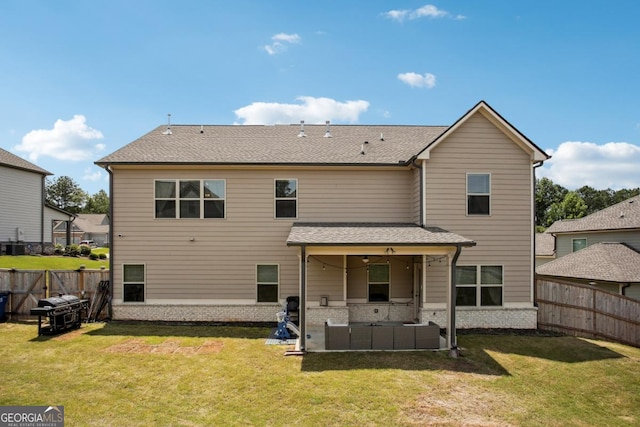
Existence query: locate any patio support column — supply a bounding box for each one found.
[299,244,307,351]
[447,245,462,357]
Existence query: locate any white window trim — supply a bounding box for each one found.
[122,263,146,303]
[154,179,226,219]
[367,263,391,303]
[572,238,587,252]
[274,178,298,219]
[256,263,279,303]
[466,172,491,216]
[456,264,504,307]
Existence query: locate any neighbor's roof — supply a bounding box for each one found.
[536,233,555,257]
[286,223,476,247]
[73,214,110,233]
[0,147,51,175]
[536,242,640,283]
[96,124,448,166]
[546,195,640,234]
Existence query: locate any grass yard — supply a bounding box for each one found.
[0,254,109,270]
[0,322,638,426]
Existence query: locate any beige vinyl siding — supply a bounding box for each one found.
[111,167,414,302]
[0,166,43,242]
[555,231,640,257]
[424,112,534,304]
[425,261,448,304]
[411,167,421,224]
[307,255,344,303]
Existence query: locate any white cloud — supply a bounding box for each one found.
[264,33,301,55]
[83,167,104,182]
[234,96,370,125]
[15,115,104,162]
[384,4,465,22]
[537,141,640,190]
[398,72,436,89]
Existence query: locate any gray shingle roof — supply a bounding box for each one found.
[536,242,640,283]
[0,147,51,175]
[286,223,476,247]
[96,124,448,166]
[546,195,640,234]
[536,233,555,257]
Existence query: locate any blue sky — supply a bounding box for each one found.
[2,1,639,195]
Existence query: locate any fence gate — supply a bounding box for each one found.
[0,270,47,317]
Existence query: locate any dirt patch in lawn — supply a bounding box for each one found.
[401,373,523,426]
[53,328,87,341]
[106,338,224,354]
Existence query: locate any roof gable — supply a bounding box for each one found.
[416,100,549,162]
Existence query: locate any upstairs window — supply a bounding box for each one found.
[275,179,297,218]
[572,238,587,252]
[155,179,226,219]
[467,173,491,215]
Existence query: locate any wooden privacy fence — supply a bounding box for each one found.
[0,268,110,318]
[536,277,640,347]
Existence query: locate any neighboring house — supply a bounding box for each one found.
[537,195,640,300]
[53,214,110,247]
[0,147,74,255]
[96,101,549,351]
[535,233,556,268]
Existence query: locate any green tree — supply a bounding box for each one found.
[575,186,613,215]
[535,177,568,227]
[84,189,110,214]
[546,191,588,226]
[45,176,87,214]
[613,188,640,204]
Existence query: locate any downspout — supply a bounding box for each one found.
[532,161,543,305]
[448,245,462,358]
[40,175,46,253]
[106,166,114,319]
[299,244,307,352]
[621,283,631,296]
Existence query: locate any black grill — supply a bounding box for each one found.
[30,295,89,335]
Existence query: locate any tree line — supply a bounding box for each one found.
[46,176,109,214]
[536,177,639,230]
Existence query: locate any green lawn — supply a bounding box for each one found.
[1,322,638,426]
[0,254,109,270]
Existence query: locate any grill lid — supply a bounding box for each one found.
[37,295,81,308]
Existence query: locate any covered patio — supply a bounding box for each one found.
[286,223,476,354]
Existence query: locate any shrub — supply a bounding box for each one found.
[98,253,107,260]
[54,244,64,255]
[89,252,99,260]
[79,245,92,256]
[65,244,80,257]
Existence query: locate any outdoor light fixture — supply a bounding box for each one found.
[362,256,369,264]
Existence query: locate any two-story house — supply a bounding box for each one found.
[96,101,549,351]
[0,147,73,255]
[537,195,640,300]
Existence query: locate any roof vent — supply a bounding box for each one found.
[380,133,384,141]
[324,120,332,138]
[360,143,366,155]
[298,120,306,137]
[162,113,172,135]
[200,125,204,134]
